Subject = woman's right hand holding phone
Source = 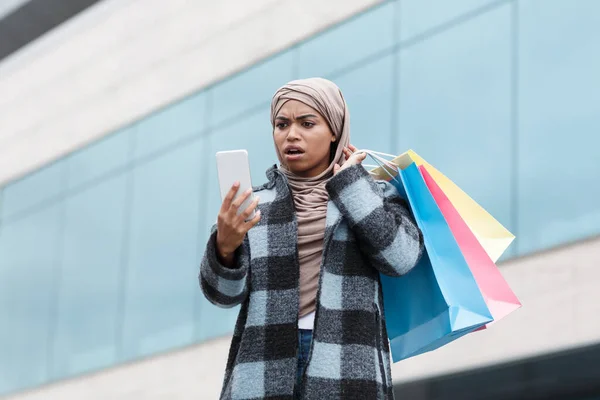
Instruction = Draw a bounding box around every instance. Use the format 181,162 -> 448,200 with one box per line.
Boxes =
216,182 -> 261,267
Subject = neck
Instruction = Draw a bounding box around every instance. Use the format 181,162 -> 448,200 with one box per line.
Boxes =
283,161 -> 331,180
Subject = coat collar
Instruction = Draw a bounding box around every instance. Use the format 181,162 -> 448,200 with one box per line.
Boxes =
264,164 -> 343,234
264,164 -> 283,191
265,164 -> 279,183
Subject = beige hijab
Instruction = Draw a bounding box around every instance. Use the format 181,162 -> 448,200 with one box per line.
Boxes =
270,78 -> 350,318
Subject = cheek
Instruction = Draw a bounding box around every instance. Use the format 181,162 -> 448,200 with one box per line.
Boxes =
274,135 -> 284,151
307,132 -> 333,157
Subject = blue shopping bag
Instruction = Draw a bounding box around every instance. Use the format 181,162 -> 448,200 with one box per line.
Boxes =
378,158 -> 493,362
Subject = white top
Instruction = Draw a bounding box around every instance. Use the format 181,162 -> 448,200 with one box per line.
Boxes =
298,310 -> 316,330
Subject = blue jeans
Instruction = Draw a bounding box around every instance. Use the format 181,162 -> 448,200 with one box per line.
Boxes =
296,329 -> 313,395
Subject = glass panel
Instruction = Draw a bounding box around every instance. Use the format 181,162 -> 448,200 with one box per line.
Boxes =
398,6 -> 513,253
1,160 -> 64,220
211,51 -> 294,125
0,204 -> 62,395
51,174 -> 128,378
193,165 -> 211,342
66,127 -> 133,190
122,139 -> 204,360
400,0 -> 496,41
518,0 -> 600,254
297,1 -> 395,78
198,108 -> 275,340
335,54 -> 394,154
135,91 -> 208,159
206,107 -> 275,225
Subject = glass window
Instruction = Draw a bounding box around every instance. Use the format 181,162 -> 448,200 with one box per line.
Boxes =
209,107 -> 276,196
1,160 -> 65,221
66,127 -> 133,190
397,6 -> 514,254
51,174 -> 128,378
518,0 -> 600,254
121,139 -> 204,360
335,54 -> 394,154
0,204 -> 63,395
399,0 -> 497,41
211,51 -> 294,125
198,108 -> 275,340
134,91 -> 208,159
297,1 -> 396,78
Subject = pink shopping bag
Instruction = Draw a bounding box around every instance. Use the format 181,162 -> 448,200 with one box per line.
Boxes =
420,165 -> 521,325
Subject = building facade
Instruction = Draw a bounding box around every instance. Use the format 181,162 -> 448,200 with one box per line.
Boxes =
0,0 -> 599,398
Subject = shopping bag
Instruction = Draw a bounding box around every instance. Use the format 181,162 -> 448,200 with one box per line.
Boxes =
374,154 -> 493,362
420,165 -> 521,325
369,150 -> 514,262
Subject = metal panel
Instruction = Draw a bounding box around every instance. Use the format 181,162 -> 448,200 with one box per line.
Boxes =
0,0 -> 102,62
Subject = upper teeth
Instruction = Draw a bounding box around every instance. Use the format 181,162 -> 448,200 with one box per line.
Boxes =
288,149 -> 300,154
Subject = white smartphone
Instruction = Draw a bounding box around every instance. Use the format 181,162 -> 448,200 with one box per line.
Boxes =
216,150 -> 256,221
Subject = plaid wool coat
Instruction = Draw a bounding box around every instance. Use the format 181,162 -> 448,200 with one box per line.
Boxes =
200,164 -> 424,400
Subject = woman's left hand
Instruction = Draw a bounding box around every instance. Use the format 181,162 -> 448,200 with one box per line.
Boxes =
334,144 -> 367,175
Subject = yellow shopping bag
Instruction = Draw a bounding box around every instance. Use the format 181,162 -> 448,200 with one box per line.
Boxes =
369,150 -> 515,262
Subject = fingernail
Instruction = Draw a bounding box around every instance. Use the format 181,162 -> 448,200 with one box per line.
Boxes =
233,181 -> 240,187
256,210 -> 261,217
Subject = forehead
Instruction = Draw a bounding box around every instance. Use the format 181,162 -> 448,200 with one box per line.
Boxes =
276,100 -> 320,117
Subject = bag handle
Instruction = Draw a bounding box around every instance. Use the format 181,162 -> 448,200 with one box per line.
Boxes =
350,149 -> 401,182
361,149 -> 399,160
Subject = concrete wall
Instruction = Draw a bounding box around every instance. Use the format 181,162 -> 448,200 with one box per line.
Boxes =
5,236 -> 599,399
0,0 -> 380,187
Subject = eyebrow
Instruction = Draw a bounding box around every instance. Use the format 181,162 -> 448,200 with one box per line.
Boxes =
275,114 -> 319,121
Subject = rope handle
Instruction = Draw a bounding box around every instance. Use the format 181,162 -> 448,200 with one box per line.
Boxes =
351,149 -> 401,182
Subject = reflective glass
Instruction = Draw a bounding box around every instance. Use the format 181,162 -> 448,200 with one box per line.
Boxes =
518,0 -> 600,254
121,139 -> 203,359
397,6 -> 513,253
1,161 -> 64,220
0,204 -> 62,395
66,127 -> 133,190
134,91 -> 208,159
51,174 -> 128,378
211,52 -> 294,125
335,54 -> 395,154
400,0 -> 496,41
297,1 -> 395,78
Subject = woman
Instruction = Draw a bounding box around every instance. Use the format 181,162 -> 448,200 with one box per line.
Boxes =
200,78 -> 423,400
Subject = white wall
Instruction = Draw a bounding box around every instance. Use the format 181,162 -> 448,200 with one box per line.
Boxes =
5,236 -> 599,399
0,0 -> 380,187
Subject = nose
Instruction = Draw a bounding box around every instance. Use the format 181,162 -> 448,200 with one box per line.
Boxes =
286,123 -> 301,141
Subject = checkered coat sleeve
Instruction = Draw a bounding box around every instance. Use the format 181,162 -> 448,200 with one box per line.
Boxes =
326,164 -> 424,276
199,225 -> 250,308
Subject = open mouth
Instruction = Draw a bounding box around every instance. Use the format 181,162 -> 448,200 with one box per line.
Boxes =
284,146 -> 305,157
286,149 -> 304,155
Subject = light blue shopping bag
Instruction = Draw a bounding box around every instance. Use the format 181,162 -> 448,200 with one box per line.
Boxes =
377,156 -> 493,362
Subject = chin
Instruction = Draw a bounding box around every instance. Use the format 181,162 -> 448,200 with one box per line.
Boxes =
285,163 -> 309,174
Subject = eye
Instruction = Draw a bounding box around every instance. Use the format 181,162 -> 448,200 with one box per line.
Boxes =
276,122 -> 288,129
302,121 -> 315,128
